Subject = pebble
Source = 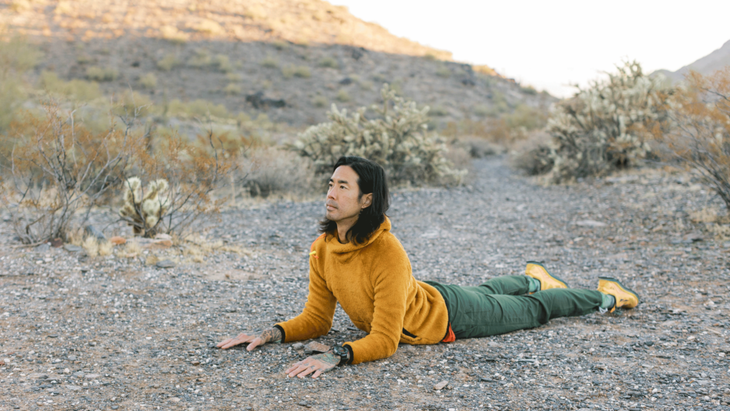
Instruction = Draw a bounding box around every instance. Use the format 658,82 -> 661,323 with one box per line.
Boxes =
156,260 -> 176,268
433,381 -> 449,390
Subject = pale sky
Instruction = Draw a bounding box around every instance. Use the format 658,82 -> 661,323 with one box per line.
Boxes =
328,0 -> 730,98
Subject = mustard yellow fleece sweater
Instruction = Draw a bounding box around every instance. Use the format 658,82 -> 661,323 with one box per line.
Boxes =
276,217 -> 449,364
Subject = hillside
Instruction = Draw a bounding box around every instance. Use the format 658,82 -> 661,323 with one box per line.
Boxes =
0,0 -> 551,130
654,39 -> 730,82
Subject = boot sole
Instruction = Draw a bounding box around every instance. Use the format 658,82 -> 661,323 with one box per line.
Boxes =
598,276 -> 640,306
526,261 -> 569,289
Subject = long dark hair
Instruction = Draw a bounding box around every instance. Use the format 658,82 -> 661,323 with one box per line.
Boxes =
319,156 -> 389,244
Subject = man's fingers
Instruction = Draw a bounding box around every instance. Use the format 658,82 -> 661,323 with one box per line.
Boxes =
216,338 -> 232,348
288,364 -> 309,378
246,337 -> 264,351
311,369 -> 323,379
296,366 -> 316,378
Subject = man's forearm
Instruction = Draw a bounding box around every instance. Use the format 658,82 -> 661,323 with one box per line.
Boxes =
260,327 -> 282,343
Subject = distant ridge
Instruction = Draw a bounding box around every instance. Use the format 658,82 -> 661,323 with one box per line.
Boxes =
0,0 -> 453,61
654,39 -> 730,82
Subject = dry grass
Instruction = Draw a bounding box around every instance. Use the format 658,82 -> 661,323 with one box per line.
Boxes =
120,240 -> 142,258
82,236 -> 99,257
98,240 -> 113,256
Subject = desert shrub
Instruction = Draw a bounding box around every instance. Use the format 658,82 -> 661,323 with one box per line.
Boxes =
139,73 -> 158,89
311,95 -> 328,108
430,105 -> 448,117
318,57 -> 338,69
0,34 -> 42,130
166,99 -> 230,119
510,132 -> 554,176
436,65 -> 451,78
545,61 -> 672,182
188,49 -> 211,68
655,69 -> 730,211
242,146 -> 316,198
160,25 -> 188,43
520,85 -> 538,95
119,129 -> 235,237
38,71 -> 102,101
294,65 -> 311,78
472,104 -> 490,118
226,72 -> 242,82
86,66 -> 118,82
292,84 -> 467,186
157,53 -> 180,71
273,40 -> 289,50
113,90 -> 157,118
212,55 -> 233,73
224,83 -> 241,95
0,102 -> 134,243
260,55 -> 278,68
336,89 -> 350,102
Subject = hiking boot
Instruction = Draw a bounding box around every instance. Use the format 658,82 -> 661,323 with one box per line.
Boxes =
597,277 -> 640,313
525,261 -> 569,292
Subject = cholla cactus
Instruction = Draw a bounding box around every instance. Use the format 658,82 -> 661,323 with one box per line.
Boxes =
292,84 -> 466,185
119,177 -> 170,237
545,61 -> 673,182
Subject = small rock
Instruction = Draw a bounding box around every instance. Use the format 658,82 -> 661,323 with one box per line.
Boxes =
35,243 -> 51,252
154,233 -> 172,240
292,343 -> 304,350
433,380 -> 449,390
50,238 -> 63,248
574,220 -> 607,227
146,239 -> 173,249
84,373 -> 101,380
66,385 -> 82,391
110,236 -> 126,245
156,260 -> 176,268
191,360 -> 200,366
84,225 -> 106,241
63,244 -> 83,253
169,397 -> 180,403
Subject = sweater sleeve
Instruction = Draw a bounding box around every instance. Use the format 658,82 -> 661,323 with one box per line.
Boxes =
275,257 -> 336,342
343,253 -> 410,364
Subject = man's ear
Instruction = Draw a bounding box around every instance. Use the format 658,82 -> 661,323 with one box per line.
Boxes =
361,193 -> 373,209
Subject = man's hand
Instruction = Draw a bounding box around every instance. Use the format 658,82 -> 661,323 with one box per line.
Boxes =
216,328 -> 282,351
285,352 -> 339,378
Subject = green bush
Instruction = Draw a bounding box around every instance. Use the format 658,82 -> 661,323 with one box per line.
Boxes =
318,57 -> 338,68
311,95 -> 328,108
545,61 -> 672,182
436,65 -> 451,78
166,99 -> 231,119
157,54 -> 180,71
213,55 -> 233,73
292,84 -> 466,186
224,83 -> 241,95
188,49 -> 211,68
86,66 -> 118,82
0,35 -> 42,130
38,71 -> 102,101
260,55 -> 278,68
139,73 -> 158,89
336,89 -> 350,102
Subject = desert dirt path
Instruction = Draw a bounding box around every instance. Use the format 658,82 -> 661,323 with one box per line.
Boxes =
1,156 -> 729,410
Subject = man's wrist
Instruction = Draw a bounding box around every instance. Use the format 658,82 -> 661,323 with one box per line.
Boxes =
331,345 -> 351,366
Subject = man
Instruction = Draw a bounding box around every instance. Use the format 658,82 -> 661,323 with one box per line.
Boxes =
217,156 -> 640,378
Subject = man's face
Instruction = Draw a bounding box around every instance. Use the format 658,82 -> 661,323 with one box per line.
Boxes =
325,165 -> 372,223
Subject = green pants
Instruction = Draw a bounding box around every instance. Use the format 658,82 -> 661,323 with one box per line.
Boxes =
425,276 -> 603,340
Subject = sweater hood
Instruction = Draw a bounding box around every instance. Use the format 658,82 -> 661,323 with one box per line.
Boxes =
326,216 -> 391,254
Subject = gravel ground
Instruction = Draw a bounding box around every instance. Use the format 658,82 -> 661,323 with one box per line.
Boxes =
1,156 -> 729,411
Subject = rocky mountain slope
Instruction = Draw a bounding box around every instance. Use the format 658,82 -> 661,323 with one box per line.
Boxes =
653,39 -> 730,82
1,0 -> 552,129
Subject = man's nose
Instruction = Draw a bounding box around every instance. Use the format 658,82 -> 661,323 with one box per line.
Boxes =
327,188 -> 335,199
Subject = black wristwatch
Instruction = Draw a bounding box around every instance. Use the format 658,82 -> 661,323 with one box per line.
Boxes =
331,345 -> 349,366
